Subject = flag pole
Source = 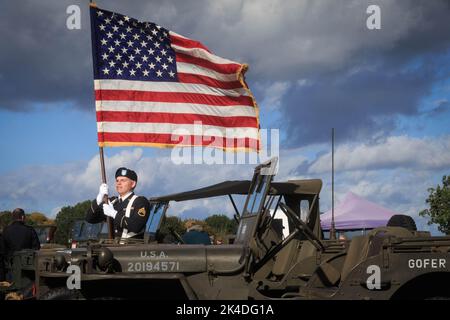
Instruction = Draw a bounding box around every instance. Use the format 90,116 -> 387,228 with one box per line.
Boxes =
89,0 -> 113,239
99,146 -> 115,239
330,128 -> 336,240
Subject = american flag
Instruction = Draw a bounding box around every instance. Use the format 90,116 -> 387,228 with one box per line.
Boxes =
90,6 -> 260,151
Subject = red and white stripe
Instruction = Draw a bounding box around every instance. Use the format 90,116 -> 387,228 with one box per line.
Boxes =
95,30 -> 260,151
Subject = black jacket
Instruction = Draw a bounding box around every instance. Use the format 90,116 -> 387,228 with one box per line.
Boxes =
181,230 -> 211,245
86,193 -> 151,238
2,221 -> 40,257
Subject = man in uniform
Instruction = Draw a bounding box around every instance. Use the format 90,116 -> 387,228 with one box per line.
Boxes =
2,208 -> 40,257
86,167 -> 150,239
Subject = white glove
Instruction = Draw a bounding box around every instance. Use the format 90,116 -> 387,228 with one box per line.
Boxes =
96,183 -> 109,205
103,201 -> 117,219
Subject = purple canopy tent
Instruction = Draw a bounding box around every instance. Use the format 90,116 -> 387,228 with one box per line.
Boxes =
321,192 -> 398,231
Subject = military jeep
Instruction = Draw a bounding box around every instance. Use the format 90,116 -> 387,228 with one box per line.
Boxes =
69,219 -> 109,248
35,157 -> 450,299
0,249 -> 37,300
36,157 -> 326,299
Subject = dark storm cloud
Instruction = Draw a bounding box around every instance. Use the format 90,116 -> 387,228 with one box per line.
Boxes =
1,0 -> 449,149
0,0 -> 179,111
280,60 -> 440,146
247,0 -> 450,147
0,1 -> 93,111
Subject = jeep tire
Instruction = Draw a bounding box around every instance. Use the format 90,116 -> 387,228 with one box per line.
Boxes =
387,214 -> 417,231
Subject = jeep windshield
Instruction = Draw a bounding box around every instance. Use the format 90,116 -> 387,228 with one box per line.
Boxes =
148,180 -> 253,243
34,225 -> 56,244
235,158 -> 278,245
71,220 -> 107,242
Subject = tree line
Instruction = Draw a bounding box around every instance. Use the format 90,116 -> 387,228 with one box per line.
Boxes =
0,211 -> 54,230
419,175 -> 450,235
1,201 -> 238,245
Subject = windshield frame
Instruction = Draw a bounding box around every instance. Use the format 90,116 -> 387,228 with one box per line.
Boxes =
234,158 -> 278,245
71,220 -> 105,242
146,201 -> 169,236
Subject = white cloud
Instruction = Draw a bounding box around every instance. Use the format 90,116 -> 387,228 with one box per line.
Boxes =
50,206 -> 62,219
315,167 -> 446,235
258,81 -> 292,111
309,135 -> 450,174
297,79 -> 313,87
0,148 -> 256,217
1,137 -> 447,235
268,136 -> 448,236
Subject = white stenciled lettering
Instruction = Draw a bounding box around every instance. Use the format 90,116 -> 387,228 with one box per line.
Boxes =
128,261 -> 179,272
140,251 -> 168,258
408,258 -> 447,269
136,262 -> 143,272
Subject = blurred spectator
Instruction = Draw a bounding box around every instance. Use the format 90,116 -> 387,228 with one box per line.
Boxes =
2,208 -> 40,257
182,221 -> 211,245
338,233 -> 348,241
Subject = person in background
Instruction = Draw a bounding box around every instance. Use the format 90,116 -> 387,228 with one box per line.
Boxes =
2,208 -> 40,257
338,233 -> 348,242
181,221 -> 211,245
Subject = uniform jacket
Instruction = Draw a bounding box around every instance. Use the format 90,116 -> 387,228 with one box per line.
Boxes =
86,193 -> 150,238
2,221 -> 40,257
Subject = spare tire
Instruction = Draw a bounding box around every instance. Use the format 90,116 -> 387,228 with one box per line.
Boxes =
386,214 -> 417,231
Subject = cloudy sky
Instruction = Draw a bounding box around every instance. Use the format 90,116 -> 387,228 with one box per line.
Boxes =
1,0 -> 449,234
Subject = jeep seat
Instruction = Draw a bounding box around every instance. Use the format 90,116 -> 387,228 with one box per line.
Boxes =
271,240 -> 299,277
340,235 -> 371,281
271,240 -> 317,278
340,227 -> 415,281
